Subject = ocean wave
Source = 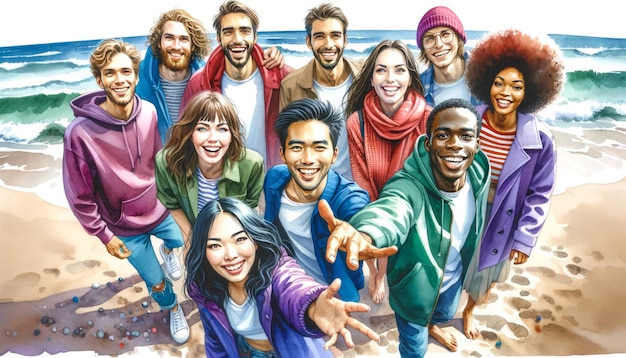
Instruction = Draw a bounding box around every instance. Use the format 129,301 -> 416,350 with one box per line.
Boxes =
562,70 -> 626,102
0,60 -> 88,74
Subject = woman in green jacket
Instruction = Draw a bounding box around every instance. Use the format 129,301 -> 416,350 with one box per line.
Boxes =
155,91 -> 264,245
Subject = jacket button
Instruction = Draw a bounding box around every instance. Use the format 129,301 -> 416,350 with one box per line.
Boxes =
506,209 -> 513,215
492,249 -> 498,255
497,229 -> 504,235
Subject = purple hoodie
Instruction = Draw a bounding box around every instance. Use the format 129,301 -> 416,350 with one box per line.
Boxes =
63,90 -> 167,244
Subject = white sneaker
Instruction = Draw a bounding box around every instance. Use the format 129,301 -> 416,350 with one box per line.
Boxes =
160,243 -> 182,281
169,304 -> 189,344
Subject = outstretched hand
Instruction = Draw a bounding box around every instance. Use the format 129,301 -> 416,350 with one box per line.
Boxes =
308,278 -> 379,350
319,199 -> 397,270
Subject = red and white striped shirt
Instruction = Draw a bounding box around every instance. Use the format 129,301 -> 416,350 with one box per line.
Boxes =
479,114 -> 516,186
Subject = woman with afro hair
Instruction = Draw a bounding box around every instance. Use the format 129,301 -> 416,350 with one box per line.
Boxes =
460,29 -> 565,341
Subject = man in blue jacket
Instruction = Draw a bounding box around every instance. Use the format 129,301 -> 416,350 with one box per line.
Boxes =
136,9 -> 211,144
263,98 -> 371,302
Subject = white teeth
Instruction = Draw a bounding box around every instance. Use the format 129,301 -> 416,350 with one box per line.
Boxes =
299,168 -> 317,174
443,157 -> 463,163
225,262 -> 243,272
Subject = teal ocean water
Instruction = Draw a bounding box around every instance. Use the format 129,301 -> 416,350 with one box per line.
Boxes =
0,30 -> 625,205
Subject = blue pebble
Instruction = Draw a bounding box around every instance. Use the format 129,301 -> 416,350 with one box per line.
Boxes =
33,329 -> 41,336
62,327 -> 70,335
536,315 -> 542,322
496,341 -> 502,348
72,296 -> 79,303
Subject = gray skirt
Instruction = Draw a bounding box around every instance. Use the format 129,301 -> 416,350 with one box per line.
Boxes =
463,202 -> 512,303
463,250 -> 511,303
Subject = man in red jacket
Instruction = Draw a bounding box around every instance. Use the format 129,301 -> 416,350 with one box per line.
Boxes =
181,0 -> 292,169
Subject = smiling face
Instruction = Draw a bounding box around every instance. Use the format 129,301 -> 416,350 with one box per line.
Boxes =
370,48 -> 411,117
306,18 -> 346,71
192,116 -> 232,178
218,12 -> 257,69
280,120 -> 338,202
159,21 -> 192,72
422,26 -> 459,70
96,53 -> 138,109
205,212 -> 257,288
490,67 -> 525,117
425,107 -> 479,192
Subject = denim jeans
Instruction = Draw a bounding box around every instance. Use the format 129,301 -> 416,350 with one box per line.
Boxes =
395,278 -> 463,357
118,214 -> 184,310
237,334 -> 277,358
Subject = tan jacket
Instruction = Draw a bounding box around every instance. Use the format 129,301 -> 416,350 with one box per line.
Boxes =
279,58 -> 363,111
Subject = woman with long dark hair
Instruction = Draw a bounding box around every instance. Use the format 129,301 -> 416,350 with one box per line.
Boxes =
185,197 -> 380,357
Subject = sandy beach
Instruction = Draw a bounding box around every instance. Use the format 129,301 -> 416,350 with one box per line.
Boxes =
1,141 -> 626,357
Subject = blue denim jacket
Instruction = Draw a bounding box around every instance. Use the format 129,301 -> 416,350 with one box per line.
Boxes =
420,52 -> 481,108
263,165 -> 370,302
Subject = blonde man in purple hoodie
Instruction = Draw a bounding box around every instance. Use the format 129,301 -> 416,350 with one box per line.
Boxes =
62,39 -> 189,344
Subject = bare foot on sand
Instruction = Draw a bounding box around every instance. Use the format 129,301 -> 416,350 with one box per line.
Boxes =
428,324 -> 457,352
463,309 -> 480,340
369,275 -> 386,304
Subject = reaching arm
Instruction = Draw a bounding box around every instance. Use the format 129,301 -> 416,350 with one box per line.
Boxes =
307,278 -> 379,350
319,199 -> 397,271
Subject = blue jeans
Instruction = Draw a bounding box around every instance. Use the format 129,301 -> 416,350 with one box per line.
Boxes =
237,334 -> 276,358
395,278 -> 463,358
118,214 -> 184,310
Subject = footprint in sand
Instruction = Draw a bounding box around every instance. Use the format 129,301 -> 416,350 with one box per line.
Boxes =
590,251 -> 604,261
103,271 -> 117,277
510,275 -> 530,286
65,260 -> 101,274
553,250 -> 568,258
565,264 -> 588,276
12,272 -> 40,286
519,308 -> 553,321
526,266 -> 573,284
554,289 -> 582,298
43,268 -> 60,277
505,297 -> 532,310
507,322 -> 530,338
542,294 -> 555,305
572,256 -> 582,264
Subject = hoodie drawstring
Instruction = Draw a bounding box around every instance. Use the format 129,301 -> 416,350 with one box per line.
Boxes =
438,197 -> 444,257
121,122 -> 141,173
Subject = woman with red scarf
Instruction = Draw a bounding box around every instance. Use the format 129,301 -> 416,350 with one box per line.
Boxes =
345,39 -> 431,304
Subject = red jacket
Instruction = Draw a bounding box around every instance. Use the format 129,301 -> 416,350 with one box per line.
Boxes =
182,44 -> 292,168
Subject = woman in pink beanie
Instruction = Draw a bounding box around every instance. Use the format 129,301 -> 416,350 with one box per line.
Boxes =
416,6 -> 480,108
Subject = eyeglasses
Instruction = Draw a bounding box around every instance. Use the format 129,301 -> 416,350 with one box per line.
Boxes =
423,30 -> 455,49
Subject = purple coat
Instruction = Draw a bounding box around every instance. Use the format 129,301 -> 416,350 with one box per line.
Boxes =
189,252 -> 333,357
476,104 -> 557,270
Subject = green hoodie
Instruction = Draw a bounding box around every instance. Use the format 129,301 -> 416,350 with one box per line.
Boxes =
350,135 -> 490,325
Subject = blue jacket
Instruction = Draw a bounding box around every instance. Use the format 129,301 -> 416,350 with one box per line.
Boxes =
476,104 -> 557,270
189,252 -> 332,357
420,52 -> 481,108
136,49 -> 205,144
263,165 -> 369,302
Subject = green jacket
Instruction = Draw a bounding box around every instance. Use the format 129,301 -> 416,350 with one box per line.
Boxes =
155,148 -> 264,223
350,135 -> 490,325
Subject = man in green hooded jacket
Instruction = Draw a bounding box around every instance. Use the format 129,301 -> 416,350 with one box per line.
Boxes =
322,98 -> 490,357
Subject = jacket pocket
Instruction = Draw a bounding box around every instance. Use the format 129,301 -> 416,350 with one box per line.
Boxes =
115,183 -> 164,229
388,262 -> 437,323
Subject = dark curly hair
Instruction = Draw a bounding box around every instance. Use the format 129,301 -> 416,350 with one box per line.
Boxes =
466,29 -> 565,114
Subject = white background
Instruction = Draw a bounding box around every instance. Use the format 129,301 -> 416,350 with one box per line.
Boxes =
2,0 -> 624,47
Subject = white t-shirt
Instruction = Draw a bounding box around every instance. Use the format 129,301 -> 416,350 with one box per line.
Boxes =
222,68 -> 266,162
433,75 -> 472,106
439,180 -> 475,292
225,297 -> 267,341
277,191 -> 326,284
313,74 -> 353,180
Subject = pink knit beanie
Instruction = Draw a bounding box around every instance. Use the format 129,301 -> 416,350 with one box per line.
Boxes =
416,6 -> 466,48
